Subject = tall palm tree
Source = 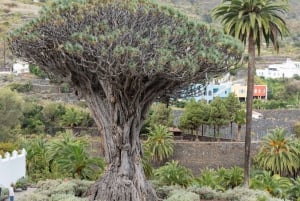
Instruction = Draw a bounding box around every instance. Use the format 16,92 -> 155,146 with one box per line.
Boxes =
212,0 -> 289,187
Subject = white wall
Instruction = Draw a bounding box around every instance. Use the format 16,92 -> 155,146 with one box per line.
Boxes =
0,149 -> 26,188
13,61 -> 29,74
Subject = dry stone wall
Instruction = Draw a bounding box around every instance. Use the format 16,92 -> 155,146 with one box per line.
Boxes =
170,141 -> 261,175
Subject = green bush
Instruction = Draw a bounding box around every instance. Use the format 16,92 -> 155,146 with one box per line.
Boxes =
287,177 -> 300,201
0,142 -> 15,154
155,185 -> 182,200
155,160 -> 193,187
187,186 -> 221,200
51,194 -> 88,201
293,121 -> 300,138
15,177 -> 28,190
220,187 -> 284,201
29,64 -> 48,79
222,166 -> 244,189
166,189 -> 199,201
19,179 -> 93,201
250,171 -> 292,199
0,188 -> 9,200
194,168 -> 224,191
18,193 -> 49,201
8,82 -> 33,93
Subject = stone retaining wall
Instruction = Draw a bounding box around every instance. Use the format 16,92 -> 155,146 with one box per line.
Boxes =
170,141 -> 261,175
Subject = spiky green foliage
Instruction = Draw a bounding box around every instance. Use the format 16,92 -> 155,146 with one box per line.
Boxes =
9,0 -> 242,102
155,160 -> 193,187
194,169 -> 224,191
144,124 -> 174,162
254,128 -> 300,176
47,132 -> 105,180
287,177 -> 300,201
212,0 -> 289,55
250,171 -> 292,199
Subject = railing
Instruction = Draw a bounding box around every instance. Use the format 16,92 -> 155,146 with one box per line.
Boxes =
0,149 -> 26,188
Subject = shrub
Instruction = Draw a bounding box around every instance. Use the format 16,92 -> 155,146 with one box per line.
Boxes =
220,187 -> 284,201
19,179 -> 93,201
155,185 -> 182,200
8,82 -> 33,93
155,160 -> 193,187
250,171 -> 292,199
194,168 -> 224,191
51,194 -> 88,201
18,193 -> 49,201
287,177 -> 300,201
293,121 -> 300,138
15,177 -> 28,190
187,186 -> 221,200
166,189 -> 199,201
222,166 -> 244,189
0,142 -> 15,154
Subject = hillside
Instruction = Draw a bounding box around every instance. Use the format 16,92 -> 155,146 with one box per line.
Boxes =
0,0 -> 300,68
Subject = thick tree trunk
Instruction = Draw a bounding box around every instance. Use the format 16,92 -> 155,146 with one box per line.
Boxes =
83,89 -> 158,201
244,34 -> 255,188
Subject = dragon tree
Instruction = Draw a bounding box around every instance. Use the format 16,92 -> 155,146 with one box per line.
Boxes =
9,0 -> 242,200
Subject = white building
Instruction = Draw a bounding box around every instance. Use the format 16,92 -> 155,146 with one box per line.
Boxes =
256,58 -> 300,79
13,61 -> 30,74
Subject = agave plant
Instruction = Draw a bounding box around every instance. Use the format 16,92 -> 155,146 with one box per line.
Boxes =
254,127 -> 300,176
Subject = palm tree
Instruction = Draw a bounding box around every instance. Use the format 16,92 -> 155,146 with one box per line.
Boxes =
144,124 -> 174,163
212,0 -> 289,187
47,132 -> 105,180
254,128 -> 299,176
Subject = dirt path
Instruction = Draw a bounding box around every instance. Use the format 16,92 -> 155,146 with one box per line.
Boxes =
0,0 -> 40,16
14,188 -> 36,199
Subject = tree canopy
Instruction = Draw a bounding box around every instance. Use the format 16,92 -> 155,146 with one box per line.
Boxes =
9,0 -> 242,102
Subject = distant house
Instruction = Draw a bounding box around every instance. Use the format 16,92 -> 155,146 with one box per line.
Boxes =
231,84 -> 247,102
256,58 -> 300,78
13,61 -> 29,74
253,85 -> 267,100
231,84 -> 267,102
195,82 -> 231,102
